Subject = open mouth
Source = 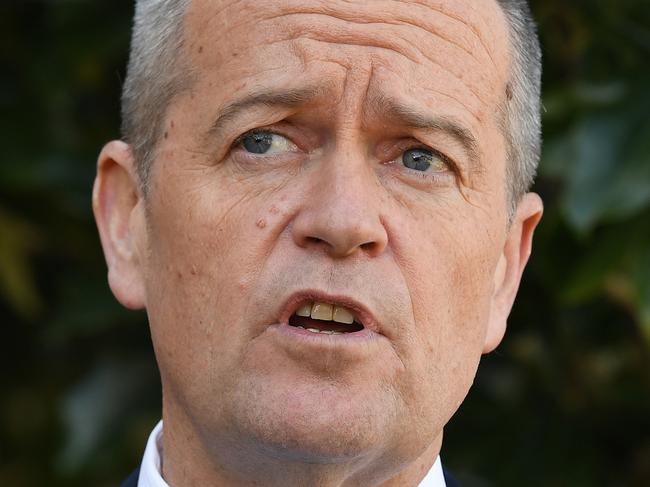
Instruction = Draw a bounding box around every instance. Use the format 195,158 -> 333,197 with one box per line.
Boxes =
288,301 -> 365,335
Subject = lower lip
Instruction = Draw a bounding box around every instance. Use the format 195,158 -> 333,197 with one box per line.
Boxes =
269,322 -> 381,344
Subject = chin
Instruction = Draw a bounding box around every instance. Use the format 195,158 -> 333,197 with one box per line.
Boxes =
225,376 -> 400,464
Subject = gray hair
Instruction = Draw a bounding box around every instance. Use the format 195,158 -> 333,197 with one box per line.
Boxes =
496,0 -> 543,216
121,0 -> 542,213
121,0 -> 191,192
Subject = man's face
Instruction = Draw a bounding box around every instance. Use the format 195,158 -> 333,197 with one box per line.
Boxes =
96,0 -> 541,481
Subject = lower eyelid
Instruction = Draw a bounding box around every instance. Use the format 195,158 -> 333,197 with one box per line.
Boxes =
409,169 -> 456,185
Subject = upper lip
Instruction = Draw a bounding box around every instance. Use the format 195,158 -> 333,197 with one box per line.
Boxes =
278,289 -> 380,333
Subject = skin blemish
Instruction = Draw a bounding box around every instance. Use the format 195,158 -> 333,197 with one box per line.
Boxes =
269,206 -> 279,215
170,120 -> 175,129
198,45 -> 203,54
164,131 -> 169,139
256,218 -> 267,229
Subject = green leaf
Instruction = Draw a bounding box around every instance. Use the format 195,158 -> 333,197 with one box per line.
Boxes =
0,207 -> 42,318
561,92 -> 650,232
632,248 -> 650,345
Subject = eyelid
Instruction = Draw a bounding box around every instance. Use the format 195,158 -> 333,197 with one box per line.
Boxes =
234,128 -> 288,146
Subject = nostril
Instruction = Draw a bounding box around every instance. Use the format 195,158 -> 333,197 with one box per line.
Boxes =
305,236 -> 324,245
291,210 -> 388,257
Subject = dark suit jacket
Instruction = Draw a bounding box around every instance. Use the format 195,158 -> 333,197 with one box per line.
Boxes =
121,467 -> 140,487
443,465 -> 460,487
121,465 -> 460,486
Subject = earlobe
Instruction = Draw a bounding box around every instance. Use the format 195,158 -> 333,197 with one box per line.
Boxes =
92,140 -> 147,310
483,192 -> 543,353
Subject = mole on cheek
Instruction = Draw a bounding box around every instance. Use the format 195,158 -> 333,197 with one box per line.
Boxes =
256,218 -> 267,229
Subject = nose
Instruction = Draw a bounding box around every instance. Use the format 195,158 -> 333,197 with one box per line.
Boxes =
291,150 -> 388,259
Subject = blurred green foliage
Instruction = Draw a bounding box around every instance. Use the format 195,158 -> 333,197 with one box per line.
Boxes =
0,1 -> 648,486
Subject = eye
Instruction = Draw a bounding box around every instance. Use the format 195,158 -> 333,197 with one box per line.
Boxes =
239,130 -> 297,155
400,148 -> 448,172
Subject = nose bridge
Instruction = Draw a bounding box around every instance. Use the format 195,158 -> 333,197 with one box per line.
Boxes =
291,144 -> 388,258
322,143 -> 373,211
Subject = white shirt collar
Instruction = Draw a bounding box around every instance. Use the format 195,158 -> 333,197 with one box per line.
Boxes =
138,421 -> 446,487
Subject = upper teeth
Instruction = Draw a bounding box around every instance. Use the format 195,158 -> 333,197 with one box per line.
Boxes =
295,301 -> 355,324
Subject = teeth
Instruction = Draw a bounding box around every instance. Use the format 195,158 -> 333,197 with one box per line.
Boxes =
311,302 -> 333,321
296,302 -> 312,317
293,301 -> 359,332
297,325 -> 345,335
333,306 -> 354,324
303,301 -> 356,324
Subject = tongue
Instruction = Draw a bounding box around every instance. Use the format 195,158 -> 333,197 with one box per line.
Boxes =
289,315 -> 363,333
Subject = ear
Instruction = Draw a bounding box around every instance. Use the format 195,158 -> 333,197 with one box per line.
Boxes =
92,140 -> 147,310
483,192 -> 543,353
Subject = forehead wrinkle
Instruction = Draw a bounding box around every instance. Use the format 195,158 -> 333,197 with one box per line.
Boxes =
190,0 -> 506,88
253,10 -> 494,102
203,82 -> 335,142
269,12 -> 485,70
295,35 -> 487,121
274,27 -> 485,108
415,84 -> 481,123
281,34 -> 483,127
206,0 -> 500,65
256,6 -> 490,68
408,0 -> 500,66
189,2 -> 501,110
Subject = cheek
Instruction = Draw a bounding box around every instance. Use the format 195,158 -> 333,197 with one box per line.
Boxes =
396,198 -> 499,315
145,154 -> 289,292
394,205 -> 501,393
140,165 -> 290,380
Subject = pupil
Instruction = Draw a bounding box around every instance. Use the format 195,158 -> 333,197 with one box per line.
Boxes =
243,132 -> 273,154
403,149 -> 432,171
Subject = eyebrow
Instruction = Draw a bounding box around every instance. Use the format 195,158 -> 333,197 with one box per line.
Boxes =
205,85 -> 480,166
368,94 -> 480,166
206,85 -> 327,140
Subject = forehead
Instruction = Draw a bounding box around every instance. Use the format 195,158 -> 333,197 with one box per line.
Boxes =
180,0 -> 510,131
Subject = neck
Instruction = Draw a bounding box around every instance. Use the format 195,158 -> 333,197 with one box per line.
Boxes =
160,407 -> 443,487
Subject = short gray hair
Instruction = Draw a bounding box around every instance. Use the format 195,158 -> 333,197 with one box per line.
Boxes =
496,0 -> 543,215
120,0 -> 542,211
121,0 -> 191,192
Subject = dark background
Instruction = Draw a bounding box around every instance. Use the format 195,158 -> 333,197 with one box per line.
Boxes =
1,1 -> 649,485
